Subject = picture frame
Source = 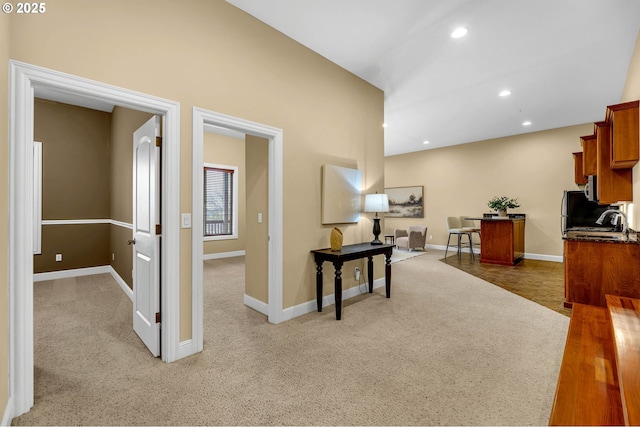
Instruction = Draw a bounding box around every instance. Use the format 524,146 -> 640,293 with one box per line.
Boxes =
385,186 -> 424,218
321,164 -> 362,224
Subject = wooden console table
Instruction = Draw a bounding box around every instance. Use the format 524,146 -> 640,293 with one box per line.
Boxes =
311,243 -> 393,320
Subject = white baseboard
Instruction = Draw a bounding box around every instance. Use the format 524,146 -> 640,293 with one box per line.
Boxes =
1,397 -> 12,427
281,277 -> 386,322
177,339 -> 194,360
33,265 -> 110,282
203,250 -> 246,260
33,265 -> 134,299
244,294 -> 268,315
108,266 -> 133,301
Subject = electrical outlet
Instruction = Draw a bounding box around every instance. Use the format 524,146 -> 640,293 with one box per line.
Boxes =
55,253 -> 62,262
429,234 -> 433,240
354,267 -> 361,280
112,253 -> 115,261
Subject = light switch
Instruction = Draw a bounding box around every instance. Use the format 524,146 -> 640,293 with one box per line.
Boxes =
258,213 -> 263,223
181,213 -> 191,228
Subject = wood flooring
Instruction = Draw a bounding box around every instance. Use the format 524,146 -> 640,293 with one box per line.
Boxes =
442,252 -> 571,317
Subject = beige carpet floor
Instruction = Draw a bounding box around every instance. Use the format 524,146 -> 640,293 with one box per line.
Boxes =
390,247 -> 428,263
12,250 -> 569,426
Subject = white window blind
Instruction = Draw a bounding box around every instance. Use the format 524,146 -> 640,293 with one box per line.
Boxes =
204,167 -> 235,237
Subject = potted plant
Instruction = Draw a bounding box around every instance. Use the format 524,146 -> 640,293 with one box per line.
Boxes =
488,196 -> 520,217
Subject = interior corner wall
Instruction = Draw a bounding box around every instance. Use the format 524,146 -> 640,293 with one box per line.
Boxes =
110,107 -> 154,288
203,132 -> 246,256
8,0 -> 383,337
33,99 -> 111,273
622,30 -> 640,230
245,135 -> 269,303
1,9 -> 11,422
384,124 -> 593,258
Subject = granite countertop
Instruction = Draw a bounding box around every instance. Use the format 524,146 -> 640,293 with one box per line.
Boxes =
563,229 -> 639,244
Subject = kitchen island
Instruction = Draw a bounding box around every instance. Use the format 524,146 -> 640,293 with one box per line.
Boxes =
477,216 -> 525,265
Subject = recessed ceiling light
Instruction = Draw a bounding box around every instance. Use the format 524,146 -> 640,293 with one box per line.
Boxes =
499,90 -> 511,97
382,123 -> 388,128
451,27 -> 468,38
423,140 -> 430,145
522,121 -> 532,126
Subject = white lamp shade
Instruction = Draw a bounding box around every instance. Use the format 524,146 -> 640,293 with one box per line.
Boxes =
364,193 -> 389,213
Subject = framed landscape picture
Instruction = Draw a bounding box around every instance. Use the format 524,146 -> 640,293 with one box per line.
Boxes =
385,186 -> 424,218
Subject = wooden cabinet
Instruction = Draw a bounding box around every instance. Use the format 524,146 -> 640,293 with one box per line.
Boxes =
595,121 -> 633,204
564,239 -> 640,307
479,218 -> 525,265
606,100 -> 639,169
581,134 -> 597,176
572,152 -> 587,185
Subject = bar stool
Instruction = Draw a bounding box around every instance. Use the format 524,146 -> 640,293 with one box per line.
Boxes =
445,217 -> 474,259
460,216 -> 481,253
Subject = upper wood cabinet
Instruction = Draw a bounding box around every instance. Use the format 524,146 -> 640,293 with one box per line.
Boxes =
581,134 -> 597,176
572,152 -> 587,185
606,100 -> 639,169
595,121 -> 633,204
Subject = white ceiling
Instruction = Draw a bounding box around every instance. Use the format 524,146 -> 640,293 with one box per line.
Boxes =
227,0 -> 640,156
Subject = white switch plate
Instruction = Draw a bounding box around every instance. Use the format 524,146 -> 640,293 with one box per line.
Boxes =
258,213 -> 263,223
181,213 -> 191,228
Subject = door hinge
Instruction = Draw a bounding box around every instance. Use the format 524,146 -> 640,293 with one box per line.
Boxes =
155,312 -> 161,323
155,136 -> 162,147
156,224 -> 161,235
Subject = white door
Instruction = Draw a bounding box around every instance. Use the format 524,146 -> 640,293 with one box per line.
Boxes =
132,116 -> 161,357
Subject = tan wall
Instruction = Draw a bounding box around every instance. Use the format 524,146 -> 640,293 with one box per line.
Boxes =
245,135 -> 269,303
1,7 -> 10,420
8,0 -> 383,341
33,100 -> 111,273
110,107 -> 153,288
36,224 -> 110,272
110,224 -> 133,287
110,107 -> 153,223
384,124 -> 593,258
203,132 -> 246,255
35,100 -> 111,219
623,30 -> 640,230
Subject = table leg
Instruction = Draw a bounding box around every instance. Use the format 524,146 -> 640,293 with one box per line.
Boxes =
367,256 -> 374,293
385,251 -> 392,298
333,261 -> 343,320
315,261 -> 323,312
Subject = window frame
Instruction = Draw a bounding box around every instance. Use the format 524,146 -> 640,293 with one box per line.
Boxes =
203,162 -> 238,241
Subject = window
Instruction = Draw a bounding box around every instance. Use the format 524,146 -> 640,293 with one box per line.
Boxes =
204,163 -> 238,240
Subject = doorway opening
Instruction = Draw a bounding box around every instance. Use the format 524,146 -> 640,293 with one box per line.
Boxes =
191,107 -> 284,354
8,61 -> 182,419
200,125 -> 269,343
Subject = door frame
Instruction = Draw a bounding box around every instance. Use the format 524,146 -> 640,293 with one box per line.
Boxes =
8,60 -> 182,418
192,107 -> 284,352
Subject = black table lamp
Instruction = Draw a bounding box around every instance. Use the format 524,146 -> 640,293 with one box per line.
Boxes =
364,193 -> 389,245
